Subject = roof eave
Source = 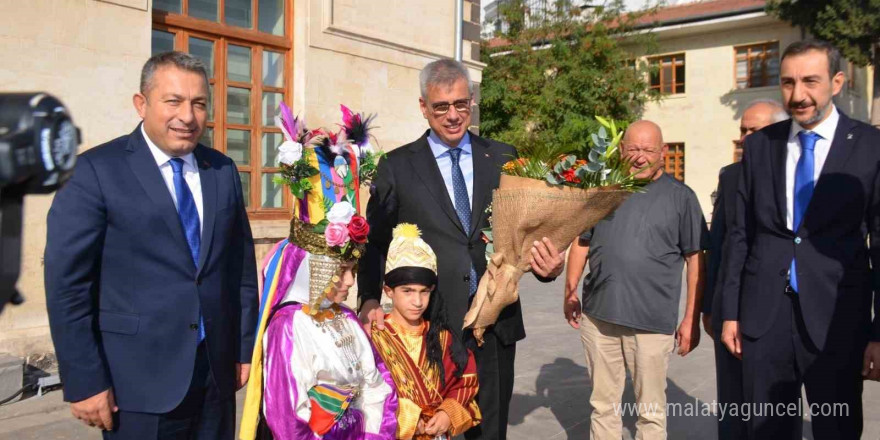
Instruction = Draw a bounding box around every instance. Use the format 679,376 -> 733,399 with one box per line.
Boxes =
633,5 -> 766,30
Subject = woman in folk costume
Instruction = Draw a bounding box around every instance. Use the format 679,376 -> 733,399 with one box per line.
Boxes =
371,224 -> 481,440
239,103 -> 397,440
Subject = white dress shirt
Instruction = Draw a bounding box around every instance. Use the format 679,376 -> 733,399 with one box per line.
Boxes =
785,105 -> 839,231
141,125 -> 204,231
427,130 -> 474,209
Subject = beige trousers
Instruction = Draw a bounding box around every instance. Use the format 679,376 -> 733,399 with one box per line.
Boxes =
580,314 -> 675,440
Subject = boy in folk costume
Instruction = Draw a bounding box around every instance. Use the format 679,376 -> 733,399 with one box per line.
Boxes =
372,224 -> 481,440
239,103 -> 397,440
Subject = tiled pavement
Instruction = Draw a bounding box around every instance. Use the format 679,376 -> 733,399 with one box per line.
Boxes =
1,275 -> 878,439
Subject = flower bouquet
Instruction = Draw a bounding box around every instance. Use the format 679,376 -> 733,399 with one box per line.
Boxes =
463,117 -> 645,345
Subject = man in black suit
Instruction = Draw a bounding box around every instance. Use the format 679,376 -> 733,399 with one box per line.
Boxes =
703,99 -> 786,440
45,52 -> 258,439
357,59 -> 564,440
720,40 -> 880,439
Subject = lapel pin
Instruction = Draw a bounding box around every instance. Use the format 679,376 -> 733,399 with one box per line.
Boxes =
485,153 -> 490,158
847,133 -> 853,140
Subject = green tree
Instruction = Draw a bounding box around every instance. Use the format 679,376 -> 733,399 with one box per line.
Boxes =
479,0 -> 656,159
767,0 -> 880,125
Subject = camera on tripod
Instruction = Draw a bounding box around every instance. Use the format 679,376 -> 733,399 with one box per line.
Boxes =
0,93 -> 80,315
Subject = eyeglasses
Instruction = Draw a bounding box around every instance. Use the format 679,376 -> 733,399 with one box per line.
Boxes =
622,145 -> 662,156
430,99 -> 472,116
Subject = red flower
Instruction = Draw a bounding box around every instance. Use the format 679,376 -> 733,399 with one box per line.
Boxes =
347,215 -> 370,243
561,168 -> 581,183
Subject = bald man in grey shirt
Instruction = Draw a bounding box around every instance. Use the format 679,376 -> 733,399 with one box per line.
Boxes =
564,121 -> 708,440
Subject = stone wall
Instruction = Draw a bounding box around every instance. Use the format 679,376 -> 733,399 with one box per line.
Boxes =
0,0 -> 486,354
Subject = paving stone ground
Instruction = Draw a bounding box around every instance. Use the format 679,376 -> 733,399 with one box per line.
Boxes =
1,275 -> 878,439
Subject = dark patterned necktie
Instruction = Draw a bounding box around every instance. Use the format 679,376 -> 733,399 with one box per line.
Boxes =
448,148 -> 478,296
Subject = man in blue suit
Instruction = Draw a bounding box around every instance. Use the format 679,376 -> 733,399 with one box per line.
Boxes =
720,40 -> 880,439
45,51 -> 258,439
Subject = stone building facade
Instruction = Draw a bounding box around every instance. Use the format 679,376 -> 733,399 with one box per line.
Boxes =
0,0 -> 485,356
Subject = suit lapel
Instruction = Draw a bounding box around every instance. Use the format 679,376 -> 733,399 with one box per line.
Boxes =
769,121 -> 791,231
193,146 -> 217,277
815,113 -> 858,183
408,132 -> 467,235
802,114 -> 859,231
470,134 -> 494,238
125,125 -> 192,264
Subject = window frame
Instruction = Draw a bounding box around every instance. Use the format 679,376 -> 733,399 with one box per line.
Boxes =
664,142 -> 685,181
647,53 -> 685,95
733,41 -> 780,89
846,61 -> 861,97
153,0 -> 294,220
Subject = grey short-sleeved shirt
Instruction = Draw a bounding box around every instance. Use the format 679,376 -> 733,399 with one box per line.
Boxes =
581,173 -> 708,334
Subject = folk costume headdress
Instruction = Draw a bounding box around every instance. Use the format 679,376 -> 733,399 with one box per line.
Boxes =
383,223 -> 438,289
239,103 -> 382,440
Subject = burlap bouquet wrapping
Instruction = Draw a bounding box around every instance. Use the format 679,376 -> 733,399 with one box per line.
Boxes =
462,175 -> 632,345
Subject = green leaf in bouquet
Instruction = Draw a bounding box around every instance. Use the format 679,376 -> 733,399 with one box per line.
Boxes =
595,115 -> 612,130
545,172 -> 562,185
312,219 -> 329,234
598,126 -> 607,141
586,161 -> 604,172
588,150 -> 604,163
552,161 -> 566,174
562,154 -> 576,168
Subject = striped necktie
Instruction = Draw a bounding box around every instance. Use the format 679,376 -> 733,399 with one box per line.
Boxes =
170,158 -> 205,342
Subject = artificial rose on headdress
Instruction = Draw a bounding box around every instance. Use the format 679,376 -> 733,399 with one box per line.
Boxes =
325,223 -> 350,247
347,215 -> 369,244
277,140 -> 304,165
326,200 -> 355,224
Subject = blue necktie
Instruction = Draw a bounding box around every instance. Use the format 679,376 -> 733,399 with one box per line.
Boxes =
169,158 -> 205,342
789,131 -> 820,293
448,148 -> 478,296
